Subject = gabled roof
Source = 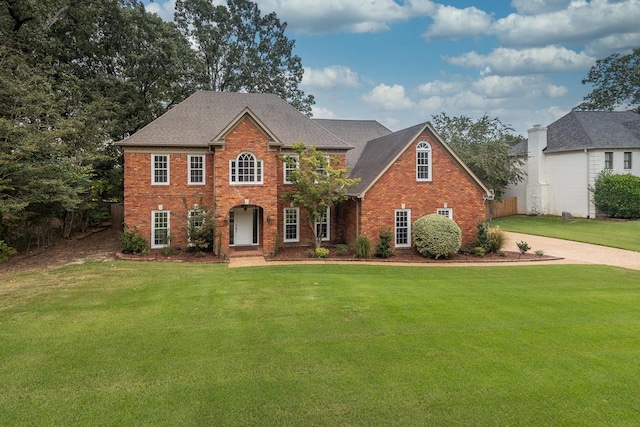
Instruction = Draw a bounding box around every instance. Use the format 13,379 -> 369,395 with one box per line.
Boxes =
116,91 -> 352,150
348,122 -> 490,198
546,111 -> 640,153
313,119 -> 392,169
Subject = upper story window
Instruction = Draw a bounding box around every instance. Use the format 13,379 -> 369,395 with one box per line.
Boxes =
283,155 -> 299,184
437,208 -> 453,220
604,151 -> 613,170
230,152 -> 263,184
152,154 -> 169,185
624,152 -> 632,170
416,141 -> 432,181
188,155 -> 205,185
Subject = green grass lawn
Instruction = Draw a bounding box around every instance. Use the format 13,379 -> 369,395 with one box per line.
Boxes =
2,261 -> 640,426
493,215 -> 640,252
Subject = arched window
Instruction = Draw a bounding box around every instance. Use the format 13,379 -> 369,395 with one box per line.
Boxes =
230,152 -> 263,184
416,141 -> 432,181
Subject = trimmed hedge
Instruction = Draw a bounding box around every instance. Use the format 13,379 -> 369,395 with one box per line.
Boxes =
593,171 -> 640,218
412,214 -> 461,259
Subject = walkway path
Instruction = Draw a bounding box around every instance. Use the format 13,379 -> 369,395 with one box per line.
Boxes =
229,232 -> 640,270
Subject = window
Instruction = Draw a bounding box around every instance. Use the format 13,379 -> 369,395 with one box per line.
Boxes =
437,208 -> 453,220
152,154 -> 169,185
416,141 -> 432,181
624,152 -> 632,170
283,207 -> 299,242
315,207 -> 330,241
188,155 -> 205,184
188,209 -> 204,245
604,151 -> 613,169
152,210 -> 170,248
395,209 -> 411,247
230,152 -> 263,184
283,155 -> 299,184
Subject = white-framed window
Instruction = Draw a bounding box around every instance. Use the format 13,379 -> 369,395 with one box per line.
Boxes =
283,207 -> 299,242
283,155 -> 299,184
230,152 -> 263,184
151,210 -> 170,248
187,209 -> 204,245
624,152 -> 632,170
416,141 -> 432,181
188,155 -> 205,185
437,208 -> 453,220
152,154 -> 169,185
604,151 -> 613,170
395,209 -> 411,247
315,207 -> 330,241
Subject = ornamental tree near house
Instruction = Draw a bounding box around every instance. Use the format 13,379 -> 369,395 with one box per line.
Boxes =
280,143 -> 360,249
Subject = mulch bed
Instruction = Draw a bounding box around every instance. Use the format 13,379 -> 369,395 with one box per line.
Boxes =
116,250 -> 227,264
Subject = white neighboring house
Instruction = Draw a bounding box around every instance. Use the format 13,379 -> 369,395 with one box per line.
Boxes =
504,111 -> 640,218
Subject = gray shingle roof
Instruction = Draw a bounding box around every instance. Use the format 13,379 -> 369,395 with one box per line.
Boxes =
117,91 -> 352,150
312,119 -> 392,169
546,111 -> 640,153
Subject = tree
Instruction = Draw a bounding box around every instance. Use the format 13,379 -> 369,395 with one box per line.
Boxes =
175,0 -> 314,115
280,143 -> 359,249
577,48 -> 640,113
430,113 -> 525,199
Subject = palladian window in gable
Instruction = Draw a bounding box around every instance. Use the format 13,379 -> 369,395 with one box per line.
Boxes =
230,152 -> 263,184
416,141 -> 432,181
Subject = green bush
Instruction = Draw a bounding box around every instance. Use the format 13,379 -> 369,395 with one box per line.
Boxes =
119,225 -> 149,254
0,240 -> 17,263
487,226 -> 505,253
412,214 -> 461,259
475,221 -> 491,252
315,247 -> 329,258
335,243 -> 350,256
473,246 -> 485,258
375,228 -> 394,258
355,235 -> 372,258
593,171 -> 640,218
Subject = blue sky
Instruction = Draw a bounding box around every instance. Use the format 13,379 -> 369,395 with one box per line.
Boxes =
144,0 -> 640,135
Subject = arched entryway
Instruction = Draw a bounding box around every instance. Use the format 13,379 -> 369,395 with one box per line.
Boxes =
228,204 -> 263,247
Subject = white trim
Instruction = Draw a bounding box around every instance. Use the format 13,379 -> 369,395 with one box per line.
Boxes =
151,210 -> 170,248
283,155 -> 299,184
437,207 -> 453,220
188,154 -> 205,185
283,207 -> 300,242
229,152 -> 263,184
315,206 -> 330,241
416,141 -> 432,182
394,209 -> 411,248
187,209 -> 204,245
151,154 -> 170,185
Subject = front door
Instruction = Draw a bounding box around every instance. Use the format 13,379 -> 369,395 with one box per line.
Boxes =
233,208 -> 257,245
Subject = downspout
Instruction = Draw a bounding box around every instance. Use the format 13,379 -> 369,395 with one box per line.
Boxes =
585,148 -> 591,218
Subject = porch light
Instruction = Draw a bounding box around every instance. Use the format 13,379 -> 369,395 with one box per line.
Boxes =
224,216 -> 229,224
267,215 -> 271,224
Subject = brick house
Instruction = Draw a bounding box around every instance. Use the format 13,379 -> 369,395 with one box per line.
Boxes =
117,91 -> 491,256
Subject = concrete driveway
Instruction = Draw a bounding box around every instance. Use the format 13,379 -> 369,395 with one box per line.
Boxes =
504,232 -> 640,271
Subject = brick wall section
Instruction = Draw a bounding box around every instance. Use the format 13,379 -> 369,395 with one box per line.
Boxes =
123,149 -> 214,249
356,129 -> 486,248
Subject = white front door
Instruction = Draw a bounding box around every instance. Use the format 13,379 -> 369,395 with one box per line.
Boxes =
234,208 -> 256,245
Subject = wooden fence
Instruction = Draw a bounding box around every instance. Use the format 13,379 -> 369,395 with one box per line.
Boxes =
485,197 -> 518,219
110,203 -> 124,230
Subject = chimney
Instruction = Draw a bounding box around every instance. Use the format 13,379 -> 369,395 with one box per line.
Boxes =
525,124 -> 548,215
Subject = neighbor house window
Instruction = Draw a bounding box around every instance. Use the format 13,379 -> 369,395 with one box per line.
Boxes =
187,209 -> 204,245
437,208 -> 453,220
283,207 -> 299,242
315,207 -> 330,241
283,155 -> 299,184
395,209 -> 411,247
188,155 -> 205,185
152,210 -> 170,248
152,154 -> 169,185
230,152 -> 263,184
416,141 -> 432,181
604,151 -> 613,169
624,152 -> 632,170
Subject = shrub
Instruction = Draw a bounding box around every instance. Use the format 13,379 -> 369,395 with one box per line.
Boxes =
473,246 -> 485,258
162,246 -> 177,256
593,170 -> 640,218
119,225 -> 148,254
412,214 -> 461,259
0,240 -> 17,263
355,235 -> 372,258
375,228 -> 394,258
315,247 -> 329,258
487,226 -> 505,253
335,243 -> 350,256
516,241 -> 530,255
475,221 -> 491,252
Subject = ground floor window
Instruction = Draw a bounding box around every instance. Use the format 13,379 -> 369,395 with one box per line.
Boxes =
188,209 -> 204,245
315,207 -> 330,241
395,209 -> 411,247
284,207 -> 300,242
437,208 -> 453,220
152,210 -> 170,248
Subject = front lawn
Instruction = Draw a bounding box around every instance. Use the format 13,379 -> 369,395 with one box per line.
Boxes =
493,215 -> 640,252
2,262 -> 640,425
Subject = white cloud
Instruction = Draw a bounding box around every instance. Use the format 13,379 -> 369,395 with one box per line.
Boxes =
423,5 -> 492,40
362,84 -> 414,110
144,0 -> 176,21
493,0 -> 640,47
444,46 -> 595,75
585,32 -> 640,57
417,80 -> 466,96
259,0 -> 436,34
510,0 -> 573,15
302,66 -> 360,89
311,105 -> 336,119
472,76 -> 567,98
